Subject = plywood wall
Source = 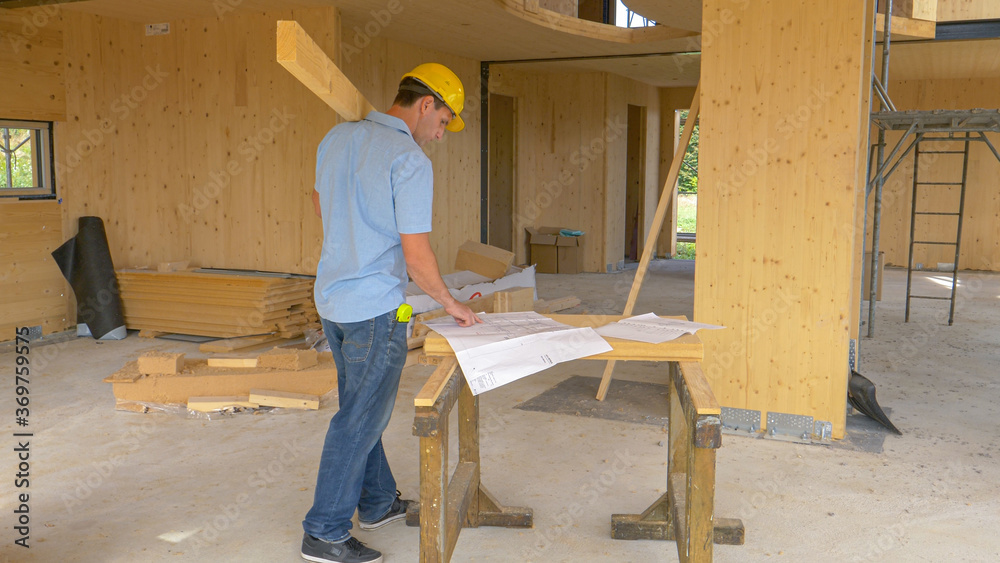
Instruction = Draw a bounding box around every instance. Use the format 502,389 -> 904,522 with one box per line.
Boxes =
489,66 -> 608,271
0,201 -> 72,340
489,66 -> 661,272
695,0 -> 873,439
0,8 -> 66,121
0,9 -> 71,340
604,73 -> 661,271
55,7 -> 479,277
869,77 -> 1000,271
656,86 -> 698,257
936,0 -> 1000,21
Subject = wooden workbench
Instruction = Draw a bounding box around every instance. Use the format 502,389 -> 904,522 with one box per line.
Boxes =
409,314 -> 743,562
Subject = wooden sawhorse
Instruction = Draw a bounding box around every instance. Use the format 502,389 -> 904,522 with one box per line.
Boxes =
611,361 -> 744,561
405,357 -> 532,562
413,314 -> 743,562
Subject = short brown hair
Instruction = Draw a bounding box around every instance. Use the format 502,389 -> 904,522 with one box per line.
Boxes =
393,77 -> 448,110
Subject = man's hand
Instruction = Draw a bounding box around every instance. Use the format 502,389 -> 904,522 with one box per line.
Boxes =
444,299 -> 482,327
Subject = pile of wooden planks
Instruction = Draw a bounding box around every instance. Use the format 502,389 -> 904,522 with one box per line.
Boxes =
105,348 -> 333,412
117,269 -> 320,338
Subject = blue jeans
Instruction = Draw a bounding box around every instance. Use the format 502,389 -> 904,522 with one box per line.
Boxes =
303,310 -> 407,542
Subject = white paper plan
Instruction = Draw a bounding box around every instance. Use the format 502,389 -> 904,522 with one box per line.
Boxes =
594,313 -> 725,344
423,312 -> 612,395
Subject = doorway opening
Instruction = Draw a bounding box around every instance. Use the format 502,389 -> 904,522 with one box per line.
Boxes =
674,109 -> 699,260
488,93 -> 516,252
624,104 -> 646,261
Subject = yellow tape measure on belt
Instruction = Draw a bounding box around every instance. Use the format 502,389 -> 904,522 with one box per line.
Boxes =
396,304 -> 413,323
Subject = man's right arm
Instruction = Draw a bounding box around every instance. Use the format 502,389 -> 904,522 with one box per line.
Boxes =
400,233 -> 481,327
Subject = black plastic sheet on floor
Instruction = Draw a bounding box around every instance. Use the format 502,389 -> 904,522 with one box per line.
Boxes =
515,375 -> 668,427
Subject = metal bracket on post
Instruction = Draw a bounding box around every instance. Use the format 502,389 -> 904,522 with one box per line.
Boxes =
765,412 -> 815,443
720,407 -> 761,435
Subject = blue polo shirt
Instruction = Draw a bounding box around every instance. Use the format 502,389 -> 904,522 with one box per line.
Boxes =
313,111 -> 433,323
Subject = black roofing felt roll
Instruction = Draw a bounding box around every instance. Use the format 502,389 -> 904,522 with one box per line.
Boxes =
51,216 -> 125,339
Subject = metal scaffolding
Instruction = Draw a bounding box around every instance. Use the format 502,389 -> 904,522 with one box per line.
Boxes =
861,2 -> 1000,338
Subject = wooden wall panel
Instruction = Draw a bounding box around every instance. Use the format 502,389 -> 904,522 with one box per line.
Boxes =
869,77 -> 1000,271
0,8 -> 66,121
0,201 -> 72,340
695,0 -> 872,439
656,86 -> 698,257
604,73 -> 661,271
56,7 -> 479,277
936,0 -> 1000,21
490,66 -> 607,272
489,66 -> 660,273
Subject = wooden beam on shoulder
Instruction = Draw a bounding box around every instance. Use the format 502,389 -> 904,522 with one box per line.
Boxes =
276,20 -> 375,122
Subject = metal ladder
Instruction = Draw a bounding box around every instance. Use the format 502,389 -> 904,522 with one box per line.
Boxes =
904,134 -> 971,325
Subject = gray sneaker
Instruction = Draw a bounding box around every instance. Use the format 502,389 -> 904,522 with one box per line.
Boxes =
358,491 -> 412,531
301,534 -> 382,563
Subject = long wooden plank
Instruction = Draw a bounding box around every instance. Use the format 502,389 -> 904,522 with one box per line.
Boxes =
276,20 -> 375,122
249,389 -> 320,410
875,13 -> 936,40
422,315 -> 704,363
105,359 -> 337,405
199,333 -> 288,353
414,358 -> 459,408
678,361 -> 721,416
207,358 -> 259,368
596,84 -> 701,401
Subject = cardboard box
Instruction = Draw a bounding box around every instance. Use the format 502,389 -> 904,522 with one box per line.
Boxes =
454,240 -> 515,280
526,227 -> 586,274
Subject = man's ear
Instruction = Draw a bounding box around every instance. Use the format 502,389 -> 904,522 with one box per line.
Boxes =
420,95 -> 434,114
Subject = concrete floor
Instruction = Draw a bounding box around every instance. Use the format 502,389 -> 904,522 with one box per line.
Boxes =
2,260 -> 999,562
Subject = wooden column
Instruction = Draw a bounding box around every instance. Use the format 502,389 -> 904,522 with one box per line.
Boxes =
695,0 -> 874,438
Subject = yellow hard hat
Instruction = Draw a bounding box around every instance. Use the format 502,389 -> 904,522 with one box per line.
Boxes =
401,63 -> 466,132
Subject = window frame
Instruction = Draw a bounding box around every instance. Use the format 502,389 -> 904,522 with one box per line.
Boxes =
0,119 -> 56,199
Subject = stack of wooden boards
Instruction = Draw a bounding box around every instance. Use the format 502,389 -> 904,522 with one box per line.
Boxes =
117,269 -> 320,338
104,348 -> 334,412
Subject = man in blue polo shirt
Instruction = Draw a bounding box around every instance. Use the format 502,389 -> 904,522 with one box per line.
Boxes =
302,63 -> 481,563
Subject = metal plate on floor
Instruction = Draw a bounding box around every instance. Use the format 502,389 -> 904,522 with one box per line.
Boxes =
721,407 -> 761,434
